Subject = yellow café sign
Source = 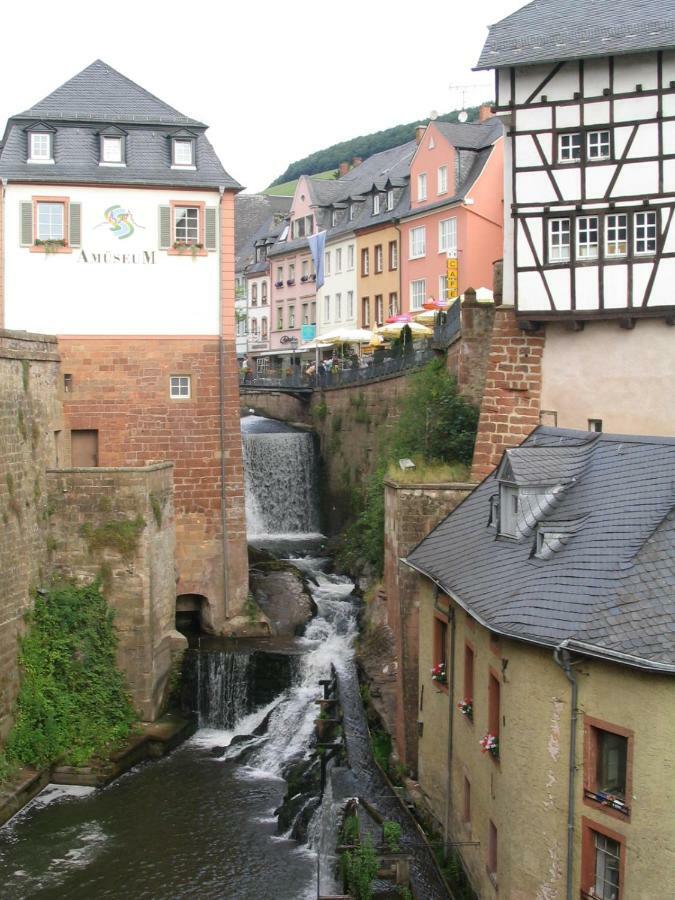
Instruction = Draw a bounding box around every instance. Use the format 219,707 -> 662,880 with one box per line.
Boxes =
447,254 -> 459,299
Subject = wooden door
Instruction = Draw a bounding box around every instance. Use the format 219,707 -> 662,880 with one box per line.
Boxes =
71,430 -> 99,467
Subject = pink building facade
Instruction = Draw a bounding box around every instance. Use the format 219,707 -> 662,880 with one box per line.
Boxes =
400,118 -> 503,312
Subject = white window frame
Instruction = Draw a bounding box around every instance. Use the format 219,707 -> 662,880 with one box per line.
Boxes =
438,165 -> 448,195
605,214 -> 628,258
548,218 -> 571,263
288,307 -> 295,328
347,291 -> 354,320
587,130 -> 611,161
499,484 -> 519,537
324,295 -> 330,322
372,194 -> 380,215
439,217 -> 457,254
347,244 -> 355,269
417,172 -> 427,201
348,203 -> 355,221
410,278 -> 426,310
375,244 -> 383,273
174,206 -> 200,245
559,132 -> 581,163
324,251 -> 331,274
335,292 -> 342,320
331,209 -> 338,227
101,136 -> 123,164
634,211 -> 657,255
173,139 -> 194,167
439,275 -> 448,302
335,248 -> 342,273
577,216 -> 599,260
29,132 -> 53,164
170,375 -> 191,399
409,226 -> 426,259
386,189 -> 395,211
36,201 -> 65,241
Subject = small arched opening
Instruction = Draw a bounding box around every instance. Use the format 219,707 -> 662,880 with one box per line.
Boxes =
175,593 -> 208,635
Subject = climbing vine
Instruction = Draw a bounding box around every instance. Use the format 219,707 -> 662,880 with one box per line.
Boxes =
5,581 -> 137,768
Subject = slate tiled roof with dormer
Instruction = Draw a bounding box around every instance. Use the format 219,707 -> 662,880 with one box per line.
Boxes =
405,427 -> 675,672
475,0 -> 675,70
0,60 -> 241,191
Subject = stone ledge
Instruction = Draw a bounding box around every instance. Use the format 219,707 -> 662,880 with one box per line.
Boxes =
46,462 -> 174,475
0,328 -> 58,344
0,767 -> 51,828
383,480 -> 476,491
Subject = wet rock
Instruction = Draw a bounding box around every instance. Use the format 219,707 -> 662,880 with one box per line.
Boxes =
291,796 -> 321,842
275,755 -> 322,839
250,568 -> 317,637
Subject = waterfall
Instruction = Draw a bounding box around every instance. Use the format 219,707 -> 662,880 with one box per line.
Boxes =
241,415 -> 321,540
198,652 -> 251,729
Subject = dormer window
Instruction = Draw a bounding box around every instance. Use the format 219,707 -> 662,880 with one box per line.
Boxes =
386,189 -> 395,211
499,484 -> 519,538
348,203 -> 355,221
99,127 -> 127,166
372,193 -> 380,215
331,209 -> 338,227
171,132 -> 196,169
26,123 -> 56,164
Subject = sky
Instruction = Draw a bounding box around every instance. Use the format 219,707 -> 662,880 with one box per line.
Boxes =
1,0 -> 524,193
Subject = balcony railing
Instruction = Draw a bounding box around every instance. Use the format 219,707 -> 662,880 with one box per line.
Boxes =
432,301 -> 461,348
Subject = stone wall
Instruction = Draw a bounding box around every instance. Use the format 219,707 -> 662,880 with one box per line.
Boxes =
59,335 -> 248,631
46,463 -> 185,721
240,390 -> 311,427
383,480 -> 474,771
470,305 -> 544,481
448,296 -> 495,407
0,330 -> 63,741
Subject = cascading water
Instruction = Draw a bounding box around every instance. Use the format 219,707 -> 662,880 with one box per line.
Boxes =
241,415 -> 321,540
197,651 -> 251,729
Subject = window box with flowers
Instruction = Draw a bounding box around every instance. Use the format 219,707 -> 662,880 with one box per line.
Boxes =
275,281 -> 284,289
431,662 -> 447,685
287,278 -> 295,286
480,733 -> 499,759
34,238 -> 68,254
457,698 -> 473,720
173,240 -> 204,258
300,274 -> 310,282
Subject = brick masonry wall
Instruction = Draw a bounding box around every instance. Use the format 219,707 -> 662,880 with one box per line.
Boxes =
58,335 -> 248,631
46,463 -> 183,720
0,330 -> 63,740
383,481 -> 474,772
470,305 -> 545,481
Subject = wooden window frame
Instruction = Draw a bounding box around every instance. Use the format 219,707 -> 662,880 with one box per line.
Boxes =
31,196 -> 72,253
432,611 -> 449,693
487,819 -> 498,887
580,816 -> 625,900
361,296 -> 370,327
361,248 -> 370,277
543,207 -> 661,270
583,715 -> 633,822
463,640 -> 475,723
463,776 -> 471,826
168,200 -> 207,256
388,240 -> 398,271
487,668 -> 501,762
374,244 -> 383,274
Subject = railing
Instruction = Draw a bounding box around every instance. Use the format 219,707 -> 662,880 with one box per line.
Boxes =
583,788 -> 630,816
240,345 -> 436,391
432,300 -> 461,348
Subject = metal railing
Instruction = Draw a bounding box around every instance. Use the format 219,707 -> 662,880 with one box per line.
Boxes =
240,345 -> 437,391
432,300 -> 461,347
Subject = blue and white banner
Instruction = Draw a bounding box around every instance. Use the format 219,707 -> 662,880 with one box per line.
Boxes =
308,231 -> 327,290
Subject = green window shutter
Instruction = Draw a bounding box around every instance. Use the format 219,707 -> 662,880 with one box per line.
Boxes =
205,207 -> 217,251
159,206 -> 171,249
69,203 -> 82,247
20,202 -> 33,246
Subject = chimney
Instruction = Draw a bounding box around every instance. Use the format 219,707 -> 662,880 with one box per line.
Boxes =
338,161 -> 350,177
479,104 -> 494,122
415,124 -> 427,144
351,156 -> 363,167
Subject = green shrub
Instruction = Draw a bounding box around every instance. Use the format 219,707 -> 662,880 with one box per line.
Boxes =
383,820 -> 402,852
5,581 -> 137,768
342,836 -> 378,900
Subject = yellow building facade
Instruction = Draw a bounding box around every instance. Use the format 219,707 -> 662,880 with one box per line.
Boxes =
417,580 -> 675,899
355,223 -> 401,329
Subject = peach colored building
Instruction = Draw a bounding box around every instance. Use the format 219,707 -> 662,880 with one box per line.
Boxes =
400,116 -> 503,313
355,223 -> 401,328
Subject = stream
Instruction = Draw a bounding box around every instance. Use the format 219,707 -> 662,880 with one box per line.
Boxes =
0,415 -> 448,899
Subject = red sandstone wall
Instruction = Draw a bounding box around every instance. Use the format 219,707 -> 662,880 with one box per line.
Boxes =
59,335 -> 247,630
470,306 -> 544,480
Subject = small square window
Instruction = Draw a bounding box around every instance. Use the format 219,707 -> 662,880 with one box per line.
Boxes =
36,202 -> 65,241
577,216 -> 599,260
606,214 -> 627,258
173,139 -> 193,166
174,206 -> 200,245
588,419 -> 603,432
170,375 -> 191,398
588,130 -> 611,160
634,211 -> 657,255
559,132 -> 581,162
549,218 -> 571,263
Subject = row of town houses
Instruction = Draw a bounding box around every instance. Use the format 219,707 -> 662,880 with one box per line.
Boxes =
235,107 -> 503,372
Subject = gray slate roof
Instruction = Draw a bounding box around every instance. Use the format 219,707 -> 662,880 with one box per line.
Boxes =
235,194 -> 291,271
0,61 -> 241,191
406,427 -> 675,672
476,0 -> 675,69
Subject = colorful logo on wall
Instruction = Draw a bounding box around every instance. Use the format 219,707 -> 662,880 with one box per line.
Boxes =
96,205 -> 145,240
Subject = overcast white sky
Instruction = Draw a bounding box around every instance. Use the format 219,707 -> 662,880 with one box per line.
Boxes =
2,0 -> 523,192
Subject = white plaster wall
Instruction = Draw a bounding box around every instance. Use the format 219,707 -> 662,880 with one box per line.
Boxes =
541,321 -> 675,434
574,266 -> 599,310
316,235 -> 357,334
614,53 -> 658,94
5,184 -> 220,335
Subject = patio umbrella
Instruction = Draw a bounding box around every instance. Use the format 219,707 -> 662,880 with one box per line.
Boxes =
376,321 -> 433,338
320,326 -> 377,344
385,313 -> 413,324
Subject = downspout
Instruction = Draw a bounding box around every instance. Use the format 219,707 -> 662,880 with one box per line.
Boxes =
218,185 -> 229,620
444,605 -> 456,855
554,642 -> 579,900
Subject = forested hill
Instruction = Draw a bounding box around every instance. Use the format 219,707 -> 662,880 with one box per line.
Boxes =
269,105 -> 488,187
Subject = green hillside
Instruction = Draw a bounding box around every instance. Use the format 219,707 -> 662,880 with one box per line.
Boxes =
266,169 -> 338,197
267,104 -> 489,188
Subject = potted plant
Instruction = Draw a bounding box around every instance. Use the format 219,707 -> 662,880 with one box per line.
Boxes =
479,733 -> 499,759
431,662 -> 447,685
457,698 -> 473,719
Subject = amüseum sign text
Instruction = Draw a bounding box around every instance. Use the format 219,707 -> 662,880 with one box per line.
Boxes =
77,250 -> 156,265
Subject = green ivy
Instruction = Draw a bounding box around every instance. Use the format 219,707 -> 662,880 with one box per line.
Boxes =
80,515 -> 145,561
5,581 -> 137,768
383,820 -> 402,853
342,836 -> 378,900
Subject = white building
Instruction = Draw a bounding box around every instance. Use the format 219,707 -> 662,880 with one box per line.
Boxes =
318,234 -> 358,334
477,0 -> 675,436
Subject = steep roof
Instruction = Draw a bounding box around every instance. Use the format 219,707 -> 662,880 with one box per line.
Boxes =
0,61 -> 241,190
406,427 -> 675,672
476,0 -> 675,69
235,194 -> 291,271
19,59 -> 203,126
434,118 -> 502,150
